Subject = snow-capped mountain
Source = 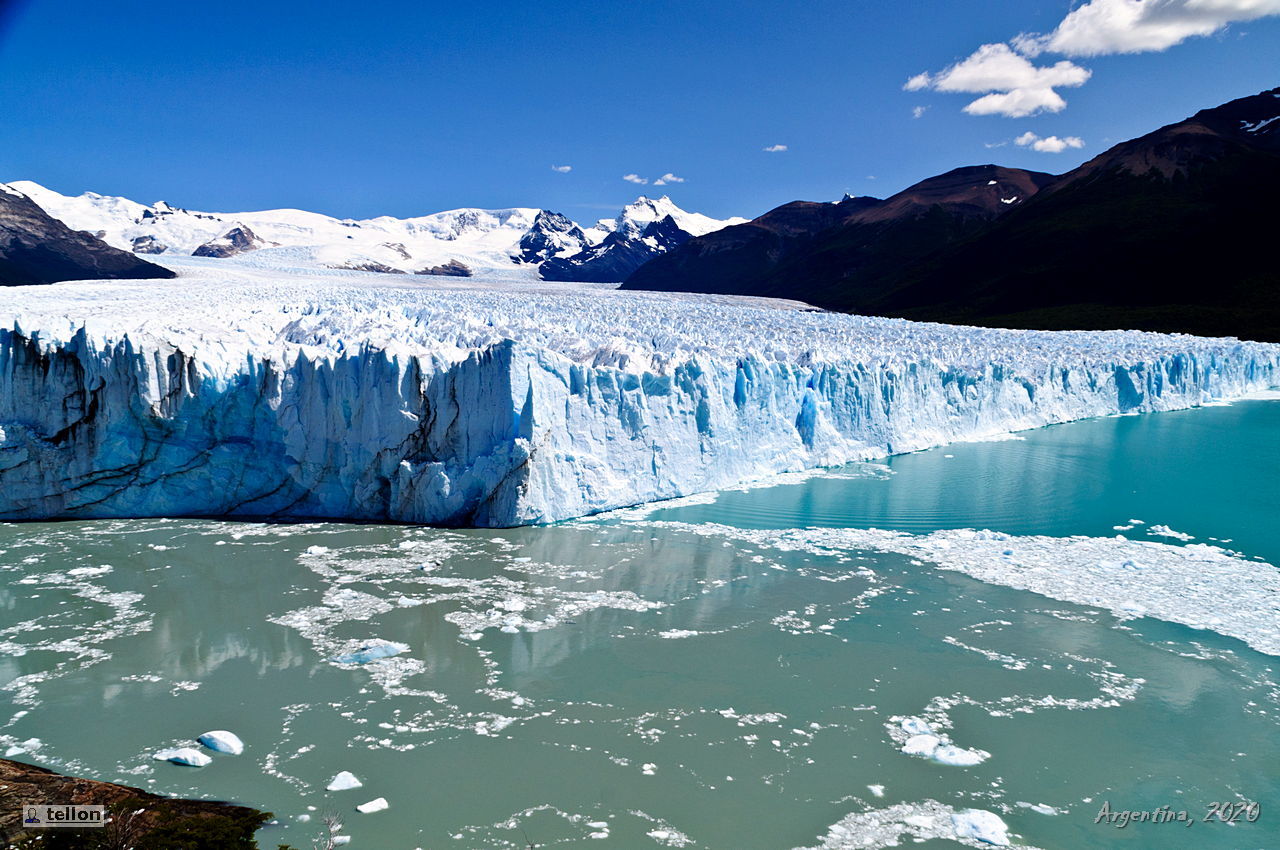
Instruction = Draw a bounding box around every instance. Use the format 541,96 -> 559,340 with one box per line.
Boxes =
6,181 -> 743,283
541,195 -> 748,282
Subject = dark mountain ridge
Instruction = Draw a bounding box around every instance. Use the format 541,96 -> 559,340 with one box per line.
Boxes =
0,185 -> 174,286
623,87 -> 1280,342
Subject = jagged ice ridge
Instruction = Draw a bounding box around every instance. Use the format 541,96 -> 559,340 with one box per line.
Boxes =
1,265 -> 1277,526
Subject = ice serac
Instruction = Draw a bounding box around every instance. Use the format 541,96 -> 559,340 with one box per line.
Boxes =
0,277 -> 1278,526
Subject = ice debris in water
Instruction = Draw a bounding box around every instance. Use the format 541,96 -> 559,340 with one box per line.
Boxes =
153,747 -> 211,767
356,797 -> 389,814
1147,524 -> 1194,541
330,640 -> 408,665
952,810 -> 1011,845
197,730 -> 244,755
327,771 -> 363,791
799,801 -> 1023,848
894,717 -> 988,766
642,523 -> 1280,656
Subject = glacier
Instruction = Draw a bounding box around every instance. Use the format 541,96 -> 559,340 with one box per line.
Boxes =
1,259 -> 1278,527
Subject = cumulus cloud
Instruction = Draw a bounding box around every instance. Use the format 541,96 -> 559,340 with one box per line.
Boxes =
904,43 -> 1091,118
912,105 -> 929,119
550,164 -> 572,173
1017,0 -> 1280,57
906,0 -> 1280,118
653,173 -> 686,186
762,143 -> 788,152
622,173 -> 648,185
1015,131 -> 1086,152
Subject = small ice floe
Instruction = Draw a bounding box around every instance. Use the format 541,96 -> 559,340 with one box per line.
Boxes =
894,717 -> 988,766
154,747 -> 211,767
327,771 -> 363,791
331,641 -> 408,665
867,784 -> 886,797
951,809 -> 1010,845
304,546 -> 330,556
332,836 -> 351,845
197,730 -> 244,755
1147,524 -> 1194,541
642,762 -> 658,775
1016,801 -> 1060,815
356,797 -> 389,814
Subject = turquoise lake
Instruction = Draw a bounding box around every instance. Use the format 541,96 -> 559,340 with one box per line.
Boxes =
1,399 -> 1277,849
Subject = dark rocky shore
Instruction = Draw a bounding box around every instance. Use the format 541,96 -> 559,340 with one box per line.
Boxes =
0,758 -> 271,849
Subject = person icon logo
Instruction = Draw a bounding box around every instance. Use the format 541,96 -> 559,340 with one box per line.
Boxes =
24,807 -> 41,825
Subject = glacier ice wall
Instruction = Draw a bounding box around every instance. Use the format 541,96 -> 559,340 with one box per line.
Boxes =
1,275 -> 1278,526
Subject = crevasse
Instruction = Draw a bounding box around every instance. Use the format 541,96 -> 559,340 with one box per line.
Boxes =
2,306 -> 1277,526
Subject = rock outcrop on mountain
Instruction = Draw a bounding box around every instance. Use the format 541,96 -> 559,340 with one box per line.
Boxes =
192,223 -> 269,258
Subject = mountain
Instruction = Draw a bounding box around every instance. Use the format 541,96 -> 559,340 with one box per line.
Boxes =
9,182 -> 742,283
624,165 -> 1054,301
540,195 -> 746,282
0,183 -> 174,286
623,87 -> 1280,342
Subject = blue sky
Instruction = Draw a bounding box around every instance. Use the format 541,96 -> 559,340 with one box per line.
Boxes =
1,0 -> 1277,220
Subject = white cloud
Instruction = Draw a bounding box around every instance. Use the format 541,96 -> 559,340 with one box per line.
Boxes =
912,105 -> 929,119
1015,131 -> 1086,152
653,173 -> 685,186
904,72 -> 931,91
905,0 -> 1280,120
1019,0 -> 1280,57
762,143 -> 788,152
550,164 -> 572,173
905,43 -> 1091,118
622,173 -> 648,185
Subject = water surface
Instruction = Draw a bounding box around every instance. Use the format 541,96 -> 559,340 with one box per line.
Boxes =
1,401 -> 1277,848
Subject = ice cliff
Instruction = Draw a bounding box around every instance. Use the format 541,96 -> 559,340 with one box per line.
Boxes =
1,265 -> 1277,526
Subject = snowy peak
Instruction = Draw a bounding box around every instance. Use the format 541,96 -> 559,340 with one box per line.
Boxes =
609,194 -> 745,239
517,210 -> 589,264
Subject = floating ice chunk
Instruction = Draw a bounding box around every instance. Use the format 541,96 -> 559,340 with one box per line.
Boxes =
899,717 -> 932,736
356,797 -> 389,814
642,762 -> 658,775
1017,801 -> 1060,815
932,744 -> 988,766
1148,524 -> 1194,541
902,734 -> 941,757
304,546 -> 330,555
951,809 -> 1010,845
154,747 -> 211,767
332,837 -> 351,845
867,784 -> 885,797
327,771 -> 363,791
331,641 -> 408,665
197,730 -> 244,755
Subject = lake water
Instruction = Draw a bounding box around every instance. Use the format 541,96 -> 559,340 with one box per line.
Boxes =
1,400 -> 1277,849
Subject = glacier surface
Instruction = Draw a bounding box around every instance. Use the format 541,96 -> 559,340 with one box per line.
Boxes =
1,260 -> 1277,527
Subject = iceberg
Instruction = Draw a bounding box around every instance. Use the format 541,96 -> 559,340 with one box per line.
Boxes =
1,267 -> 1277,527
327,770 -> 362,791
330,641 -> 408,665
197,729 -> 244,755
356,797 -> 389,814
951,809 -> 1011,846
153,746 -> 212,767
